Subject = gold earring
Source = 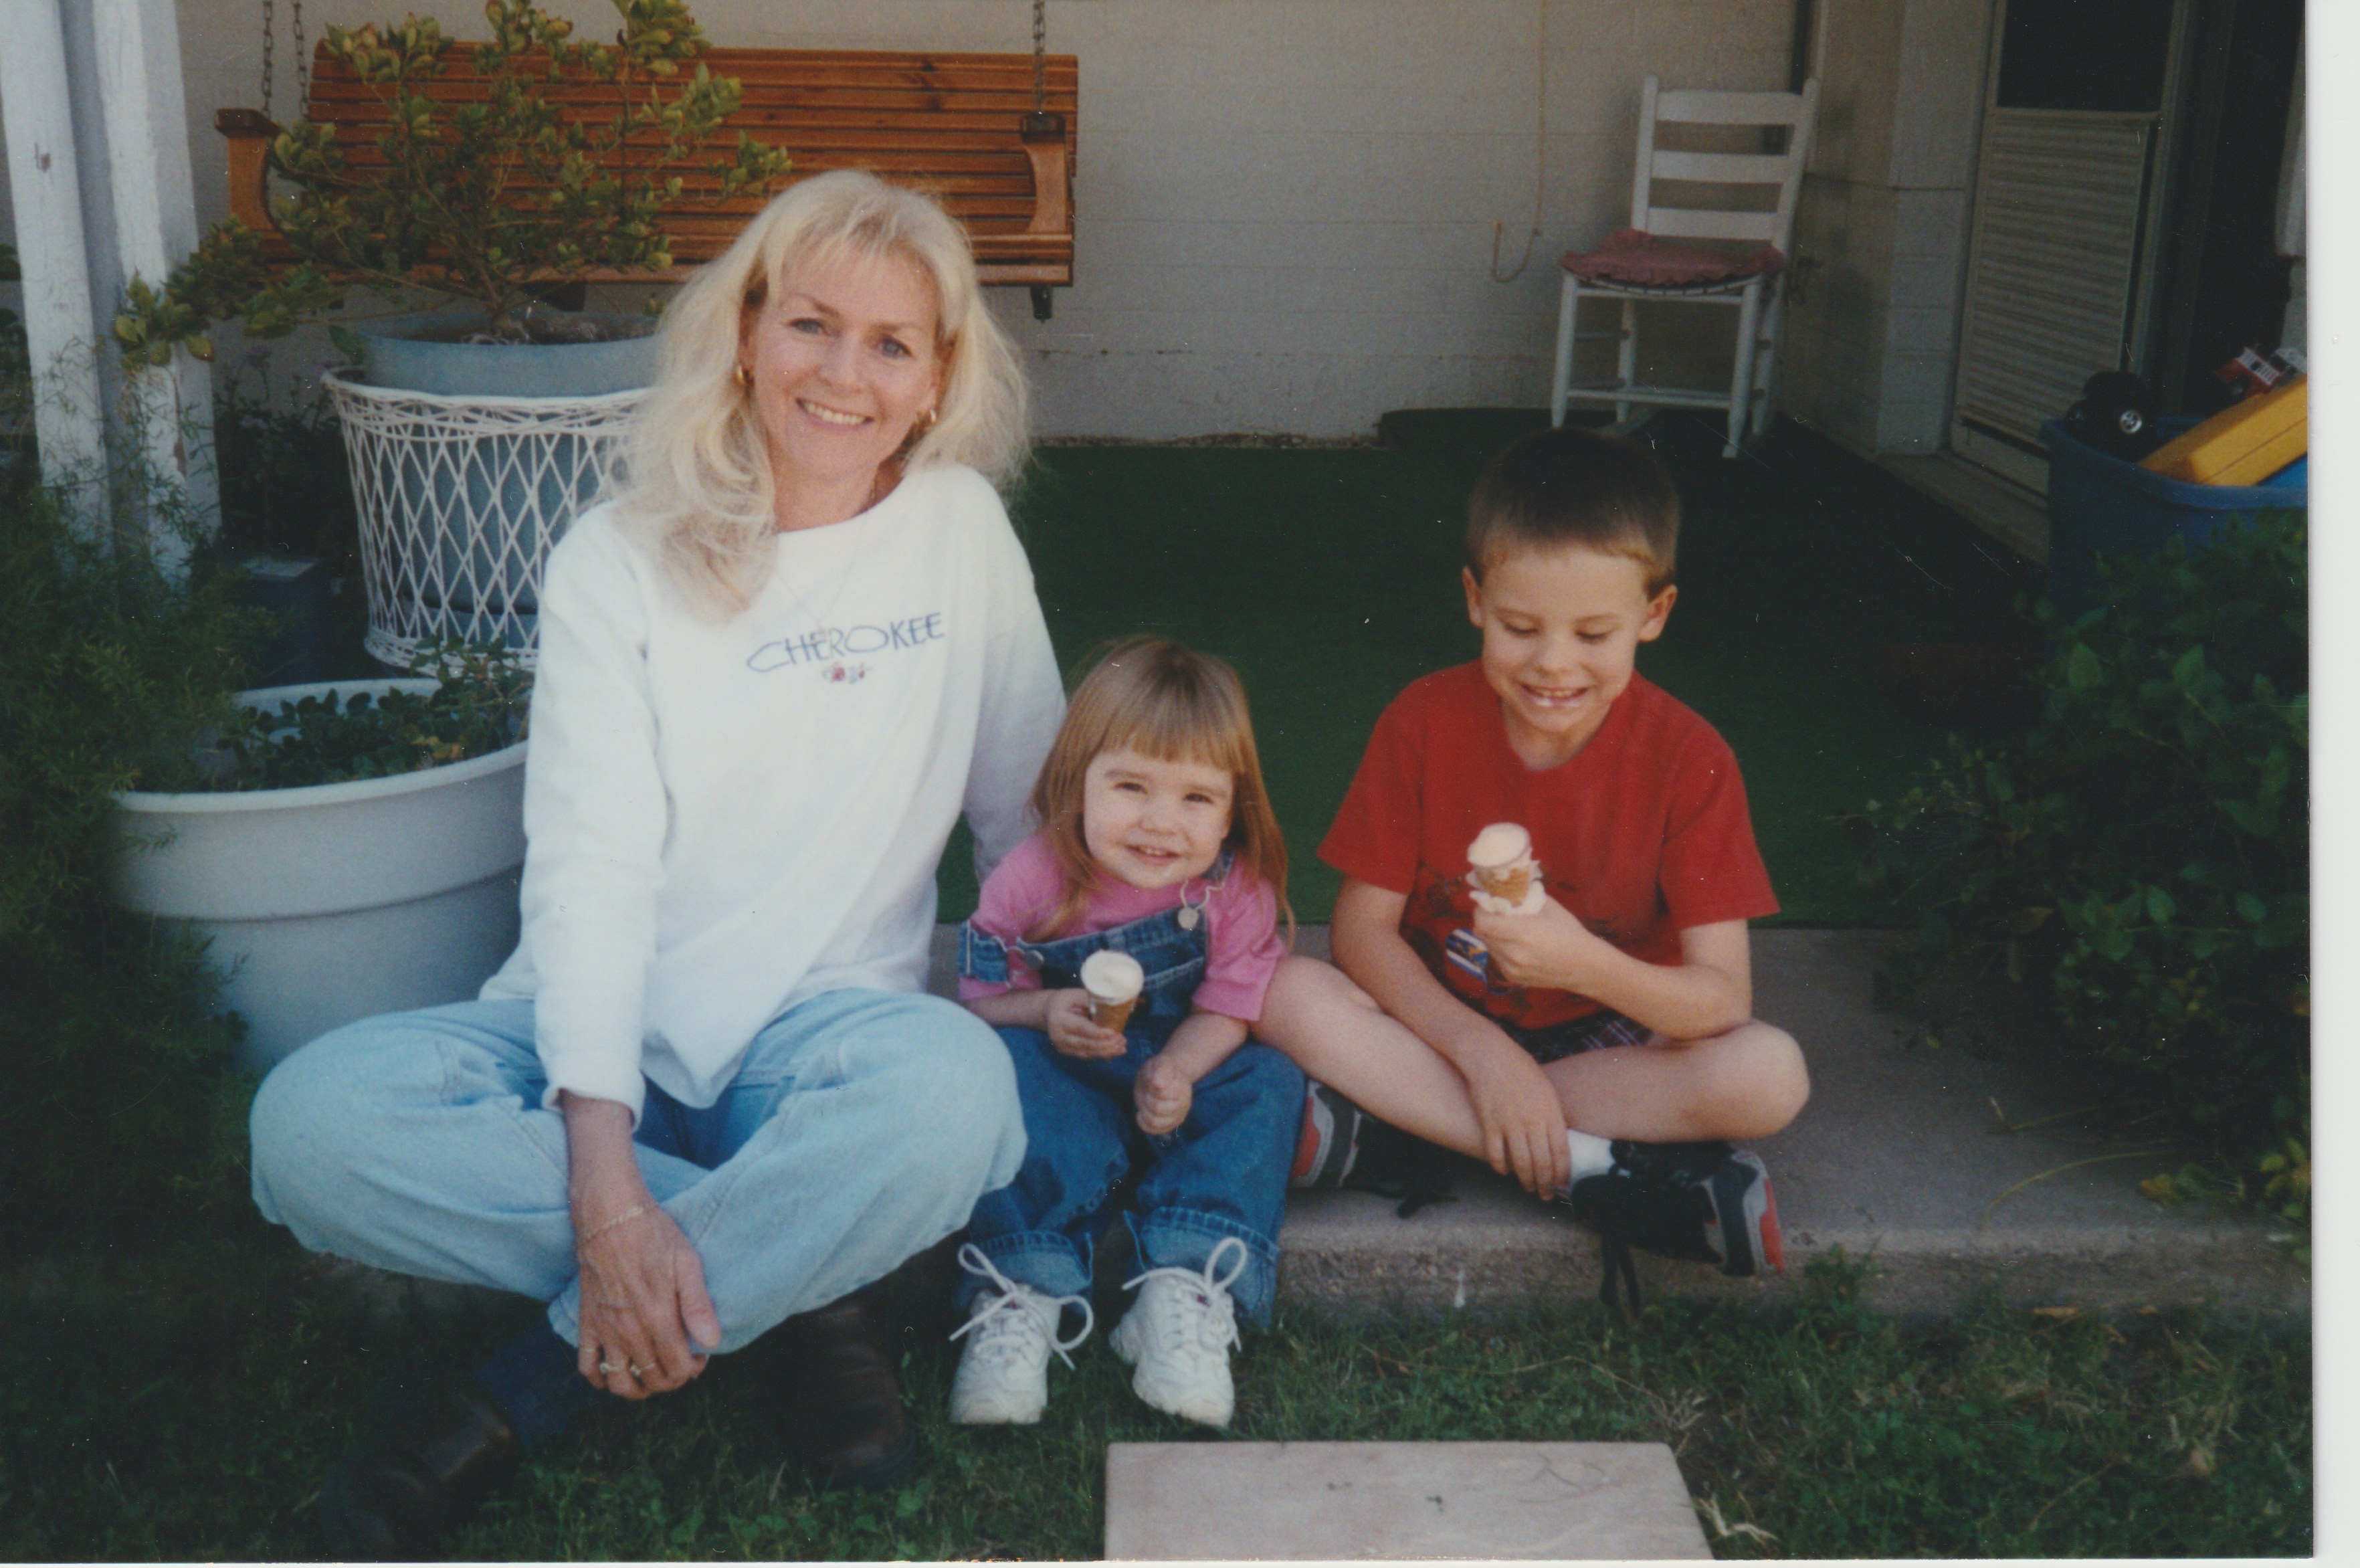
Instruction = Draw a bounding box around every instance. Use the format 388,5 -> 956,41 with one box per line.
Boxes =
735,364 -> 751,390
916,406 -> 939,434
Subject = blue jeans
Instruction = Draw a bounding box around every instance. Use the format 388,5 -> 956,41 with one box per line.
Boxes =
961,1028 -> 1302,1326
249,989 -> 1026,1353
956,876 -> 1302,1327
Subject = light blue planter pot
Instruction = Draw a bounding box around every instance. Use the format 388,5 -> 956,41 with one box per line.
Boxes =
352,311 -> 660,397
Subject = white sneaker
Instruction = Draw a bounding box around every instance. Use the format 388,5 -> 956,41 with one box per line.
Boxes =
947,1244 -> 1094,1426
1108,1236 -> 1248,1428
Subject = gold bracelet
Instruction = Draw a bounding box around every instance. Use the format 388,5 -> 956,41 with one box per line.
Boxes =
577,1203 -> 650,1245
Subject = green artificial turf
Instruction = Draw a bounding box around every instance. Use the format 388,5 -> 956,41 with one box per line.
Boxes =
5,1236 -> 2307,1559
940,408 -> 2039,926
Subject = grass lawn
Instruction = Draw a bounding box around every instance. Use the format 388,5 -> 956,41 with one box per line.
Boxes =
941,407 -> 2040,925
6,1232 -> 2306,1559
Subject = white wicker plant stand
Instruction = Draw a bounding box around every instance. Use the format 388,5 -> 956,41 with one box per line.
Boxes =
324,369 -> 645,668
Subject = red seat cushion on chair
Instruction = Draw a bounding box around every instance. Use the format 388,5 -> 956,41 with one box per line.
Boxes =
1561,228 -> 1785,288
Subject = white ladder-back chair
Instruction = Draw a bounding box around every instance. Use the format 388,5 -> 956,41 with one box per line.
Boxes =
1550,76 -> 1820,456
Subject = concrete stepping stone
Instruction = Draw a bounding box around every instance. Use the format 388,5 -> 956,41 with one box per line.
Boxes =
1102,1440 -> 1711,1559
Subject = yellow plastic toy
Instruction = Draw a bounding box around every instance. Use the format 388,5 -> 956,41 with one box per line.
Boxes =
2140,375 -> 2307,487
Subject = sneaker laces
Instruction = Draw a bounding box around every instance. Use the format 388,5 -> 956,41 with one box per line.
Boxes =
949,1244 -> 1094,1368
1597,1232 -> 1644,1318
1569,1141 -> 1753,1317
1121,1235 -> 1247,1358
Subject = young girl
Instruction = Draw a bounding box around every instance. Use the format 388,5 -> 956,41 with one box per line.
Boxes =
949,636 -> 1305,1430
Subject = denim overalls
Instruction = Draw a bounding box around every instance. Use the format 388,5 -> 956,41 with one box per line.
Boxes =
955,855 -> 1304,1326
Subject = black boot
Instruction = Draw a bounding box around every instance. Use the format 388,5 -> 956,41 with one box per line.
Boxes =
318,1370 -> 521,1560
765,1286 -> 917,1491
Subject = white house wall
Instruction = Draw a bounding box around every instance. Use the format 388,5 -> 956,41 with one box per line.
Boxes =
24,0 -> 1795,438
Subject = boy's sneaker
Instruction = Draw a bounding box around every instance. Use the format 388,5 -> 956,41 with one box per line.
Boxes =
1567,1142 -> 1783,1308
1291,1081 -> 1367,1187
947,1245 -> 1093,1426
1290,1082 -> 1458,1217
1108,1236 -> 1246,1428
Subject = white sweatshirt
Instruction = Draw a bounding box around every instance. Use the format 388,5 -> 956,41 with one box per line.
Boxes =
480,464 -> 1064,1122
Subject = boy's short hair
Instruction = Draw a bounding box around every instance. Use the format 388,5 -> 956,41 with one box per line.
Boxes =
1465,426 -> 1681,593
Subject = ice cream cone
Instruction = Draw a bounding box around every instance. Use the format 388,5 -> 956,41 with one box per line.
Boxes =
1080,950 -> 1145,1033
1467,822 -> 1541,906
1478,863 -> 1534,904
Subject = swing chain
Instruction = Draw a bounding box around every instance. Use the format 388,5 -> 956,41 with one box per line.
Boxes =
260,0 -> 309,119
1024,0 -> 1043,113
292,0 -> 309,118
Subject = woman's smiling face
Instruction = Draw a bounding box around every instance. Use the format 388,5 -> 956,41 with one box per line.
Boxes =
739,247 -> 945,518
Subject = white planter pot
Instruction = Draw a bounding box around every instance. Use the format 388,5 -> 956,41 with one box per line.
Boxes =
111,680 -> 528,1072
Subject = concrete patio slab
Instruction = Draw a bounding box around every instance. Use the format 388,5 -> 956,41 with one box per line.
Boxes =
1102,1440 -> 1710,1560
316,920 -> 2310,1333
926,924 -> 2309,1319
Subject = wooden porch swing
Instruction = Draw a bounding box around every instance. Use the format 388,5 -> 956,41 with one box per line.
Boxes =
215,1 -> 1079,316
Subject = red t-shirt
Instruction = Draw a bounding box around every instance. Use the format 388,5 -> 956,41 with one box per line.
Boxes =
1318,663 -> 1777,1031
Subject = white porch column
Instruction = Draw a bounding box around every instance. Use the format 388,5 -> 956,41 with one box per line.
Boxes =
0,0 -> 108,512
0,0 -> 216,571
94,0 -> 217,575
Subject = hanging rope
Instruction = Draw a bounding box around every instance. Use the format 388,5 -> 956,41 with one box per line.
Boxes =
1490,0 -> 1547,283
1031,0 -> 1047,114
260,0 -> 274,116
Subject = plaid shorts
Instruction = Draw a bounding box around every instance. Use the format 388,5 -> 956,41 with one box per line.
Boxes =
1506,1008 -> 1656,1065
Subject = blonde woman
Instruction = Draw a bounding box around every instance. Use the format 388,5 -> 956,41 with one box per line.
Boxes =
249,171 -> 1062,1557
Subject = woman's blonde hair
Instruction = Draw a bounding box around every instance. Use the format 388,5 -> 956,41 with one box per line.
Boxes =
1025,637 -> 1294,945
609,169 -> 1029,616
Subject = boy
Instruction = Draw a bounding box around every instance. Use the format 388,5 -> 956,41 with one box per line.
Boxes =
1260,426 -> 1808,1285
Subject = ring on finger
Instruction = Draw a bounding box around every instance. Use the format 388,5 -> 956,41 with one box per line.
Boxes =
597,1359 -> 621,1375
627,1362 -> 649,1379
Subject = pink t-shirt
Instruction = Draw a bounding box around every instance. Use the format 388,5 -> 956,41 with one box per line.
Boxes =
958,833 -> 1285,1023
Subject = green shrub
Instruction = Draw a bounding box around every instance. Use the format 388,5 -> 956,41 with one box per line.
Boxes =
0,243 -> 29,483
120,0 -> 793,359
153,641 -> 532,793
1850,512 -> 2307,1219
0,480 -> 264,1250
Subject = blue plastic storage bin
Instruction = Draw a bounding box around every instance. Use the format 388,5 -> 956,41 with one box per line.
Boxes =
2040,417 -> 2305,617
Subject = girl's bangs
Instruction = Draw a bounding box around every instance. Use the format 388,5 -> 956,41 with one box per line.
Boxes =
1105,687 -> 1245,775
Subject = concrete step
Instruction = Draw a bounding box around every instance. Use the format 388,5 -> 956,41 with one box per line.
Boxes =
926,925 -> 2307,1319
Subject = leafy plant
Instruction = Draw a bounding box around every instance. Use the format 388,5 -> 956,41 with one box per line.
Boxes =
0,241 -> 29,483
118,0 -> 793,358
1848,512 -> 2308,1222
0,473 -> 264,1248
187,641 -> 531,792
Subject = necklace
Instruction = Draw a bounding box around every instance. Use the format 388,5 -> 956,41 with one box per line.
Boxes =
1175,876 -> 1212,930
